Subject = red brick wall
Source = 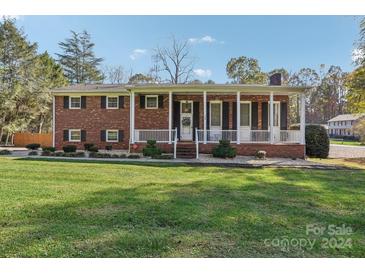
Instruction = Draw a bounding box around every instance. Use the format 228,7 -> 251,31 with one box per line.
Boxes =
135,95 -> 169,129
55,96 -> 130,150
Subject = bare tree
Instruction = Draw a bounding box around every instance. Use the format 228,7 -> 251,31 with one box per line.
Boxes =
104,65 -> 126,84
153,36 -> 195,84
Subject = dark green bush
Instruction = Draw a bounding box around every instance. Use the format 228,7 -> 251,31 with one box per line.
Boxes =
305,125 -> 329,158
28,151 -> 38,156
105,145 -> 113,151
0,149 -> 12,155
89,152 -> 111,158
88,145 -> 99,152
63,145 -> 77,153
212,140 -> 236,158
142,139 -> 161,157
84,143 -> 95,151
42,146 -> 56,152
26,143 -> 40,150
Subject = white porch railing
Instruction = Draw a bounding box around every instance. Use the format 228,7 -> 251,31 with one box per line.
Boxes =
196,130 -> 238,143
250,130 -> 271,143
279,130 -> 301,143
134,129 -> 178,158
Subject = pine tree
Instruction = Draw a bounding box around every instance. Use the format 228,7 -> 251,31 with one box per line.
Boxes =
57,30 -> 104,84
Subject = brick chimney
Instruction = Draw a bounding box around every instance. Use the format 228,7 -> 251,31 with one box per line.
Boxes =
269,73 -> 282,86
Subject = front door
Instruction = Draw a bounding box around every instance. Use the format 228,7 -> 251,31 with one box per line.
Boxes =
180,101 -> 193,140
269,102 -> 281,142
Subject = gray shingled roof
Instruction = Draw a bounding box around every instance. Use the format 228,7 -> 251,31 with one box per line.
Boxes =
53,84 -> 127,91
328,113 -> 365,122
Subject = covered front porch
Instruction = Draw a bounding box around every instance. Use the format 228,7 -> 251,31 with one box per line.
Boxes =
128,85 -> 306,158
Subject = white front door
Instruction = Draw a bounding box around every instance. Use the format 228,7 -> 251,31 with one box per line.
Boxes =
210,101 -> 222,141
240,102 -> 251,142
180,101 -> 193,140
269,102 -> 281,142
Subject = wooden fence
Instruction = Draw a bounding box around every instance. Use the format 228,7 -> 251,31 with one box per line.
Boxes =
13,132 -> 52,147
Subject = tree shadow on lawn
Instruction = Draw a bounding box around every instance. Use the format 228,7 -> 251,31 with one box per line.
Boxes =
2,169 -> 365,258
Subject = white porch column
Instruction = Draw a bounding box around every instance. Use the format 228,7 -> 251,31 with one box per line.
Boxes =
168,91 -> 172,144
269,91 -> 274,144
300,93 -> 306,144
236,91 -> 241,144
203,91 -> 207,144
130,91 -> 135,144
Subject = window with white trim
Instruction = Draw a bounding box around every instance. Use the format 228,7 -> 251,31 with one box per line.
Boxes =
106,130 -> 118,142
240,102 -> 250,127
70,97 -> 81,109
107,96 -> 118,109
210,102 -> 222,127
69,129 -> 81,142
146,95 -> 158,109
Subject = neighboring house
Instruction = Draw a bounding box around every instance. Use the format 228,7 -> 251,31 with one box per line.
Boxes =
51,74 -> 307,159
327,114 -> 365,137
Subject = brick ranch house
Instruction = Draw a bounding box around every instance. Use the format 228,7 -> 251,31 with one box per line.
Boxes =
51,74 -> 307,159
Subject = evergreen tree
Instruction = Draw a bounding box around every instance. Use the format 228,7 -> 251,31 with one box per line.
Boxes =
57,30 -> 104,84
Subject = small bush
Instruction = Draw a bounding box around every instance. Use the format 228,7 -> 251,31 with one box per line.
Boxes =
152,154 -> 173,160
0,150 -> 12,155
89,152 -> 111,158
41,151 -> 54,156
26,143 -> 40,150
305,125 -> 329,158
142,139 -> 162,157
128,154 -> 140,159
88,145 -> 99,152
255,150 -> 266,160
42,146 -> 56,152
63,145 -> 77,153
84,143 -> 95,151
105,145 -> 113,151
28,151 -> 38,156
212,140 -> 236,158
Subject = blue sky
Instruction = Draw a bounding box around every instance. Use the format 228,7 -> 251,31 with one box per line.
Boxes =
16,16 -> 362,83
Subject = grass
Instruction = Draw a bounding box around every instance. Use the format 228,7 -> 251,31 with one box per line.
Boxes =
309,157 -> 365,170
0,157 -> 364,258
330,138 -> 364,146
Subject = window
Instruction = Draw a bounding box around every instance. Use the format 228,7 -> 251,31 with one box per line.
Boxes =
107,96 -> 118,109
269,102 -> 280,127
146,95 -> 158,109
70,96 -> 81,109
69,129 -> 81,142
106,130 -> 118,142
210,102 -> 221,127
240,102 -> 250,127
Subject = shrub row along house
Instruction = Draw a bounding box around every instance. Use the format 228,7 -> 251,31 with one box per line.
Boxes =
51,74 -> 307,158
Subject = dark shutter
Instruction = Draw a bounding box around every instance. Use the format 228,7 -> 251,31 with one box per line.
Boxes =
140,95 -> 145,108
100,130 -> 106,142
251,102 -> 258,130
63,96 -> 69,109
206,101 -> 210,130
81,130 -> 86,141
81,96 -> 86,108
158,95 -> 164,108
118,130 -> 124,142
173,101 -> 180,140
222,102 -> 229,130
63,130 -> 69,141
101,96 -> 106,108
280,102 -> 288,130
119,96 -> 124,108
193,102 -> 200,141
261,102 -> 268,130
232,103 -> 237,130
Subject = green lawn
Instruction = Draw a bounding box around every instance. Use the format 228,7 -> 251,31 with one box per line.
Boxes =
0,157 -> 364,258
330,139 -> 364,146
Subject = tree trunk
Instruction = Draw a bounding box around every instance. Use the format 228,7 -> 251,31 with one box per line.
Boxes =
5,132 -> 10,146
0,127 -> 3,144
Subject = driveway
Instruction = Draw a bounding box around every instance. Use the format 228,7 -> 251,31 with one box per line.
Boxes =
329,144 -> 365,158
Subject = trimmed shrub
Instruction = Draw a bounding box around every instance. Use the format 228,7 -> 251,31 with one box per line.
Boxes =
42,146 -> 56,152
128,154 -> 140,159
0,149 -> 12,155
28,151 -> 38,156
105,145 -> 113,151
89,152 -> 111,158
63,145 -> 77,153
212,140 -> 237,158
88,145 -> 99,152
142,139 -> 162,157
84,143 -> 95,151
26,143 -> 40,150
255,150 -> 266,160
305,125 -> 329,158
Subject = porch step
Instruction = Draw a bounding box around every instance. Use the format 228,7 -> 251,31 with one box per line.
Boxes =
176,142 -> 196,159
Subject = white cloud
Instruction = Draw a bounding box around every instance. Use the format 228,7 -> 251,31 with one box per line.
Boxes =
193,68 -> 212,78
352,48 -> 364,63
129,49 -> 147,60
188,35 -> 220,44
